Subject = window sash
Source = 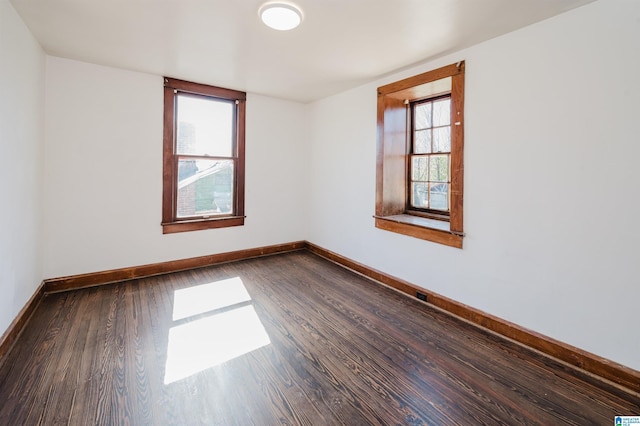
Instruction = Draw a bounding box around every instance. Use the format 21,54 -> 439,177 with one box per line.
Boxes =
174,156 -> 237,220
408,95 -> 452,216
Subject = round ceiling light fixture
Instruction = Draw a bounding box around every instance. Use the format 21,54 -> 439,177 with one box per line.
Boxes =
259,2 -> 303,31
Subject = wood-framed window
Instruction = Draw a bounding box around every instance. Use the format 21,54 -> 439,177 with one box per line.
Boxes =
162,78 -> 246,234
375,61 -> 465,248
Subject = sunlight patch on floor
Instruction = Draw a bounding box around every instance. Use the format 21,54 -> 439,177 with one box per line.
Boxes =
164,277 -> 271,384
172,276 -> 252,321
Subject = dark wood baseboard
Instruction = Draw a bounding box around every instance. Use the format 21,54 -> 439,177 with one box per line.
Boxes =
0,282 -> 45,363
305,242 -> 640,396
44,241 -> 306,293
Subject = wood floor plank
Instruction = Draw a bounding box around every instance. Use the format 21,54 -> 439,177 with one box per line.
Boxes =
0,251 -> 637,425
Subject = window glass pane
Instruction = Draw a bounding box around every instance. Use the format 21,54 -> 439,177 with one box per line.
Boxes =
432,98 -> 451,127
414,103 -> 432,130
433,127 -> 451,153
177,159 -> 234,218
411,182 -> 429,209
414,130 -> 431,154
429,183 -> 449,211
429,155 -> 449,182
177,95 -> 233,157
411,156 -> 429,181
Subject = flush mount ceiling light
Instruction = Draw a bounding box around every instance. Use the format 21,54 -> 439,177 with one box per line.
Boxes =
259,2 -> 303,31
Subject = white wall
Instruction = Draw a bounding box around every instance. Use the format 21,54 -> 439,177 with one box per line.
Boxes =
43,57 -> 308,278
308,0 -> 640,370
0,1 -> 45,336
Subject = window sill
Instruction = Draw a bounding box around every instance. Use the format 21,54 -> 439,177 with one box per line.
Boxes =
374,215 -> 463,249
162,216 -> 245,234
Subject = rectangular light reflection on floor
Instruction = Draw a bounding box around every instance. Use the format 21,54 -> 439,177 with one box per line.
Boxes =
172,276 -> 252,321
164,304 -> 271,384
164,277 -> 271,384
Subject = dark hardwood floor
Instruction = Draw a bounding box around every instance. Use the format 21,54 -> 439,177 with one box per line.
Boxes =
0,251 -> 637,425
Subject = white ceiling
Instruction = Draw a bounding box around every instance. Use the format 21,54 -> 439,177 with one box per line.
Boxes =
10,0 -> 594,103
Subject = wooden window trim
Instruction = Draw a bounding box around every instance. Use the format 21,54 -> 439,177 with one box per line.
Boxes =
375,62 -> 465,248
162,78 -> 246,234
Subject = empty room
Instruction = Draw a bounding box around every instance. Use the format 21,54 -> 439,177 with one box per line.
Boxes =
1,0 -> 639,424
